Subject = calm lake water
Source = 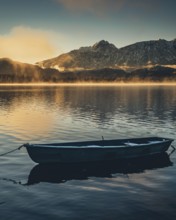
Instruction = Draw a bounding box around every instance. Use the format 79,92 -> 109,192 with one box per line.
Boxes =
0,85 -> 176,220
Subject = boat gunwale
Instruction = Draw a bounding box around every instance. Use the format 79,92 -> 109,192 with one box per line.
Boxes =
24,137 -> 174,150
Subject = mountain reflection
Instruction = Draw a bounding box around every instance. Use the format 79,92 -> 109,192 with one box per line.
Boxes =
0,86 -> 176,124
26,153 -> 173,185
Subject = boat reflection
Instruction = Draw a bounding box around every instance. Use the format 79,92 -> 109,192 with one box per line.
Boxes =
26,152 -> 173,185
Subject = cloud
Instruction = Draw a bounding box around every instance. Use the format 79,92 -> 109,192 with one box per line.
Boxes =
57,0 -> 125,15
0,26 -> 60,64
56,0 -> 158,15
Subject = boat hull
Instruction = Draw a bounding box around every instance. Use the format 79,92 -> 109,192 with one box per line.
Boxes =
25,137 -> 174,164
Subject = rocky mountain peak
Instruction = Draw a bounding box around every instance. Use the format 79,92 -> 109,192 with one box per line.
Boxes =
37,39 -> 176,70
92,40 -> 117,51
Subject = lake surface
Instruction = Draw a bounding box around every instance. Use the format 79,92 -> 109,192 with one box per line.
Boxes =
0,85 -> 176,220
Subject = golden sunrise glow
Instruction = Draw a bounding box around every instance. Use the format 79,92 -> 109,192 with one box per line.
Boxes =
0,26 -> 59,64
0,105 -> 55,138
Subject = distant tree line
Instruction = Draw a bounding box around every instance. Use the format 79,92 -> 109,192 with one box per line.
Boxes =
0,58 -> 176,83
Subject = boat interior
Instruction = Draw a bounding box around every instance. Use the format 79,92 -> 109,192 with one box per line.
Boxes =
38,137 -> 171,147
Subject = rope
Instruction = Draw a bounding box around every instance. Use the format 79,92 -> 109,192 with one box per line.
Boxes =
0,144 -> 24,157
171,145 -> 176,151
168,145 -> 176,156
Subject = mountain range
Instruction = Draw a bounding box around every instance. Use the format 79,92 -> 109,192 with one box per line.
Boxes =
0,38 -> 176,83
37,39 -> 176,71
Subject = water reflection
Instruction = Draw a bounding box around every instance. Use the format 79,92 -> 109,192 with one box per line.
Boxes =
0,86 -> 176,220
0,86 -> 176,122
0,85 -> 176,143
26,153 -> 173,185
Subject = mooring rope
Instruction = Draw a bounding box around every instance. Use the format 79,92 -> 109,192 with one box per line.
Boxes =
168,145 -> 176,156
171,145 -> 176,151
0,144 -> 24,157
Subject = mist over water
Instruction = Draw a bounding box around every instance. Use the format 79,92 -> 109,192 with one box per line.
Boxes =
0,85 -> 176,220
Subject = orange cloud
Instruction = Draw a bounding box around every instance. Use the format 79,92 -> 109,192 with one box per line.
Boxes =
57,0 -> 126,15
0,26 -> 60,64
56,0 -> 157,15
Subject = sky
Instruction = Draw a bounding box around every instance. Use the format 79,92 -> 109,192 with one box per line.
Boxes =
0,0 -> 175,63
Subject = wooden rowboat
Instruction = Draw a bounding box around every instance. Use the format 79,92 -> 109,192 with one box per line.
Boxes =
23,136 -> 174,164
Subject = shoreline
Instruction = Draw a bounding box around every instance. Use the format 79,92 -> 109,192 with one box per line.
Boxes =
0,82 -> 176,87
